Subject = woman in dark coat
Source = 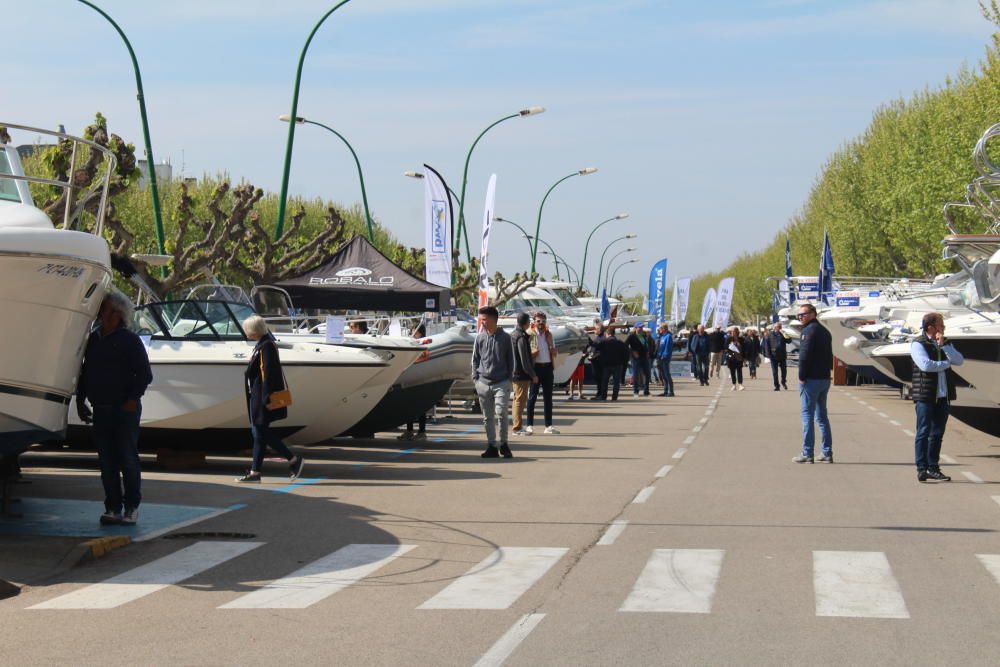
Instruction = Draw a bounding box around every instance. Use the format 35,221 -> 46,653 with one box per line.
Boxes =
237,315 -> 304,482
743,329 -> 762,379
726,326 -> 746,391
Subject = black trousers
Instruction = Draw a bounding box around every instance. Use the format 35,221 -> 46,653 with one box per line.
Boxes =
728,364 -> 743,385
527,362 -> 555,426
770,357 -> 787,388
598,364 -> 622,400
695,355 -> 710,384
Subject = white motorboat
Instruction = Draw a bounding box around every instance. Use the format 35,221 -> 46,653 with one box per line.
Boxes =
67,300 -> 390,449
942,311 -> 1000,408
0,123 -> 114,456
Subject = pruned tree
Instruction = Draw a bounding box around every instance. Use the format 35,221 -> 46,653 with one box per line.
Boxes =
493,271 -> 538,305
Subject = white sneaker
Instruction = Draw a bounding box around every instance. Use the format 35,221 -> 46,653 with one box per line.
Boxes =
524,426 -> 534,435
568,395 -> 576,401
738,385 -> 745,391
512,429 -> 526,436
730,385 -> 736,392
544,426 -> 560,434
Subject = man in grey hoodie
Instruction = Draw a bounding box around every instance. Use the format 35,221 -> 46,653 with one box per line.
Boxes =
472,305 -> 515,458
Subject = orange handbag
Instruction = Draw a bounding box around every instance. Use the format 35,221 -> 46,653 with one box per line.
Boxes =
260,343 -> 293,410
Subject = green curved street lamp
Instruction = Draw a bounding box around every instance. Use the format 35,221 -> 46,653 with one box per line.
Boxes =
77,0 -> 165,258
456,107 -> 545,261
530,236 -> 564,280
579,213 -> 628,292
280,114 -> 373,241
595,234 -> 637,293
275,0 -> 355,240
492,216 -> 535,260
542,249 -> 580,284
603,247 -> 637,292
609,258 -> 639,295
531,167 -> 598,273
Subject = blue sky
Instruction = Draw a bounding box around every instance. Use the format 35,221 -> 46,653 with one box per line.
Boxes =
5,0 -> 995,293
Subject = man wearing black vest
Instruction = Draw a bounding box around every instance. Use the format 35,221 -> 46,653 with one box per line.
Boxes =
792,303 -> 834,464
910,312 -> 964,483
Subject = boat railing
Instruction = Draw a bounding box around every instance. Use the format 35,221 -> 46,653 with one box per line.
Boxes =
0,122 -> 118,235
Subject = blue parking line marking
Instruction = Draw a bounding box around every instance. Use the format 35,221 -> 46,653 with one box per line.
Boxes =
267,478 -> 326,494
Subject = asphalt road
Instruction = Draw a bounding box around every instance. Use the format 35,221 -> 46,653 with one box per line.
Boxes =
3,370 -> 1000,666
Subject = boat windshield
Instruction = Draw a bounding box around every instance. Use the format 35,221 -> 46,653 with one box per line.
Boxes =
501,297 -> 567,317
134,300 -> 256,340
0,150 -> 20,203
548,288 -> 581,307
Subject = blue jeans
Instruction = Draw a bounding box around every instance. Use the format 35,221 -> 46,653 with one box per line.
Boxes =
657,359 -> 673,395
93,405 -> 142,513
631,356 -> 650,394
914,399 -> 949,471
799,379 -> 832,458
251,423 -> 295,471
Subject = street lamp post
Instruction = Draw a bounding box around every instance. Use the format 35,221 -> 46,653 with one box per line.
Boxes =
281,114 -> 373,241
579,213 -> 628,292
603,248 -> 637,292
609,258 -> 639,295
456,107 -> 545,261
492,217 -> 536,261
531,167 -> 598,273
542,250 -> 579,285
596,234 -> 637,292
275,0 -> 355,240
531,236 -> 563,280
77,0 -> 165,258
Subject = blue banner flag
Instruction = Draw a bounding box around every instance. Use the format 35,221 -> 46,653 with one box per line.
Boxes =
785,237 -> 795,304
818,230 -> 835,305
600,287 -> 611,321
647,259 -> 668,325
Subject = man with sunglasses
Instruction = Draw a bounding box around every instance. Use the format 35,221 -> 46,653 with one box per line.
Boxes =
792,303 -> 834,464
910,312 -> 963,483
527,312 -> 559,434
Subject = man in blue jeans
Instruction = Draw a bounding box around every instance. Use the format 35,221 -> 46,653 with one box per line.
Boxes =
910,312 -> 963,483
792,303 -> 834,464
656,323 -> 675,397
76,292 -> 153,526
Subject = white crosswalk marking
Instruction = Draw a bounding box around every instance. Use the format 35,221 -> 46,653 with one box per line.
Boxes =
474,614 -> 546,667
30,541 -> 262,610
976,555 -> 1000,586
620,549 -> 724,613
813,551 -> 909,618
419,547 -> 567,610
220,543 -> 416,609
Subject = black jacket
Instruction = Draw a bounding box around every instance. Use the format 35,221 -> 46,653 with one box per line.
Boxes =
798,320 -> 833,381
510,328 -> 537,382
625,332 -> 648,359
743,335 -> 761,361
708,330 -> 726,353
910,338 -> 957,402
244,333 -> 288,426
77,326 -> 153,407
595,336 -> 629,367
762,330 -> 788,361
688,332 -> 710,357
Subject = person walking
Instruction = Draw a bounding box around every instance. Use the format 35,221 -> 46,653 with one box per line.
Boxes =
76,293 -> 153,526
526,311 -> 559,434
586,324 -> 605,399
399,323 -> 429,441
594,328 -> 628,401
237,315 -> 305,483
726,326 -> 745,391
793,303 -> 834,464
656,323 -> 675,397
510,312 -> 538,437
472,305 -> 515,457
626,324 -> 651,397
708,326 -> 726,379
762,322 -> 789,391
688,324 -> 711,386
744,329 -> 762,379
910,312 -> 964,483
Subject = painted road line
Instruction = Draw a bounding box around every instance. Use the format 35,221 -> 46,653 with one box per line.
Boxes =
699,417 -> 709,424
976,555 -> 1000,586
620,548 -> 725,613
692,425 -> 703,433
221,543 -> 416,609
903,429 -> 915,437
940,454 -> 957,465
878,412 -> 889,418
993,496 -> 1000,509
813,551 -> 909,619
683,435 -> 696,445
134,503 -> 247,543
473,613 -> 546,667
419,547 -> 568,610
673,448 -> 687,460
655,465 -> 673,478
32,541 -> 263,610
858,400 -> 868,405
633,486 -> 656,504
890,420 -> 902,427
868,406 -> 878,412
597,520 -> 629,546
962,471 -> 985,484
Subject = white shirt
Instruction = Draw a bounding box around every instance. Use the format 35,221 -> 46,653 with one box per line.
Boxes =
535,330 -> 552,363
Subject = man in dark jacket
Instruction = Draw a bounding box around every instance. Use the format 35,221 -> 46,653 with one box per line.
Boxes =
593,329 -> 628,400
687,324 -> 711,386
625,325 -> 651,397
762,323 -> 789,390
510,312 -> 537,437
76,293 -> 153,526
793,303 -> 834,464
910,312 -> 964,483
708,326 -> 726,379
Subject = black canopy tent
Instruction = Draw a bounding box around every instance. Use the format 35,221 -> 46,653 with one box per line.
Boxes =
274,235 -> 450,312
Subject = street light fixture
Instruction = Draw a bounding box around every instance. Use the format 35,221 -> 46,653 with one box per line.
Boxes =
492,217 -> 536,261
275,0 -> 355,239
609,258 -> 640,295
541,249 -> 580,285
406,170 -> 465,230
456,107 -> 546,261
579,212 -> 628,292
530,167 -> 598,273
596,234 -> 637,293
77,0 -> 166,260
280,114 -> 373,241
603,248 -> 637,292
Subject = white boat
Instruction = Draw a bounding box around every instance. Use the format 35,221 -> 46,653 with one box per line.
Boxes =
0,124 -> 114,456
943,311 -> 1000,408
67,300 -> 390,449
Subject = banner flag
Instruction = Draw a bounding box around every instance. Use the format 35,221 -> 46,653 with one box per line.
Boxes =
477,174 -> 497,320
423,164 -> 453,288
676,277 -> 691,322
600,287 -> 611,321
700,287 -> 717,327
647,258 -> 667,325
785,237 -> 795,304
819,230 -> 836,306
712,277 -> 736,329
670,281 -> 679,322
778,278 -> 790,307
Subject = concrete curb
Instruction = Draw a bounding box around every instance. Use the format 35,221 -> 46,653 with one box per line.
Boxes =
56,535 -> 131,571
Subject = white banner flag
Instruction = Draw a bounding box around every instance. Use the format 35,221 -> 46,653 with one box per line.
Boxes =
712,277 -> 736,329
423,164 -> 452,288
478,174 -> 497,316
670,281 -> 680,322
676,277 -> 691,322
700,287 -> 717,327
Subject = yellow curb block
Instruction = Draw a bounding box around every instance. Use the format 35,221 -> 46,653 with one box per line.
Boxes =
81,536 -> 131,560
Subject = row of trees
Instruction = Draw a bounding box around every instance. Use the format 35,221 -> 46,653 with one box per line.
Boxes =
683,3 -> 1000,325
